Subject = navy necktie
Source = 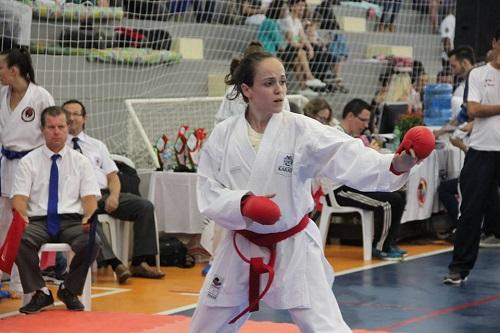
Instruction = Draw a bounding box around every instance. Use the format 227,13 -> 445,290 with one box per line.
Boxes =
72,137 -> 82,154
47,154 -> 61,236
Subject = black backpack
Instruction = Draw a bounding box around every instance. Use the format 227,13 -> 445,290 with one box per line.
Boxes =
159,235 -> 195,268
114,160 -> 141,196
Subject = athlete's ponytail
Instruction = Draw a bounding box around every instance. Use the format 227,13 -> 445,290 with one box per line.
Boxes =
0,46 -> 36,84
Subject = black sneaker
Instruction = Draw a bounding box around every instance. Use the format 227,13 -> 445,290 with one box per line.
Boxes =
57,285 -> 84,311
443,271 -> 468,285
19,290 -> 54,314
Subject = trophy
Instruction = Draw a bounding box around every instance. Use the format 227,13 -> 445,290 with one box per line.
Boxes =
186,128 -> 207,171
153,133 -> 169,171
173,125 -> 194,172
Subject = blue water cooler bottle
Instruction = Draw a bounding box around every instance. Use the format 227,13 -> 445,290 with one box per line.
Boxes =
423,84 -> 453,126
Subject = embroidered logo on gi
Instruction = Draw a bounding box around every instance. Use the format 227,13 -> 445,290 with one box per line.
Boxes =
207,275 -> 223,299
21,107 -> 35,122
276,153 -> 293,176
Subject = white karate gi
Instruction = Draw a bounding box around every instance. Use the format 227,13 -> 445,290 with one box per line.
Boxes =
189,111 -> 408,333
0,83 -> 55,197
203,86 -> 292,255
0,83 -> 54,292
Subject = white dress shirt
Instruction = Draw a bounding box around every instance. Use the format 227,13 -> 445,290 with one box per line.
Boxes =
11,144 -> 101,217
67,132 -> 118,190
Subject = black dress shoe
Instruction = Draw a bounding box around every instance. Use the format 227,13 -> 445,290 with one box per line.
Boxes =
57,285 -> 84,311
19,290 -> 54,314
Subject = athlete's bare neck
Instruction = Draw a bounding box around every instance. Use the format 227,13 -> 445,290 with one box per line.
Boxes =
246,109 -> 272,134
9,79 -> 29,110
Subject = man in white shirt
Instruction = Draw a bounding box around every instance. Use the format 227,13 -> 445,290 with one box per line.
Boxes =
62,99 -> 164,283
433,46 -> 476,138
12,106 -> 101,314
445,48 -> 500,284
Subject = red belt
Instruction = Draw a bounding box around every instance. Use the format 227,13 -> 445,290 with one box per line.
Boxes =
229,215 -> 309,324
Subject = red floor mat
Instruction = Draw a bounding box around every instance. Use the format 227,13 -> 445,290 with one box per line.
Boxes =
0,310 -> 386,332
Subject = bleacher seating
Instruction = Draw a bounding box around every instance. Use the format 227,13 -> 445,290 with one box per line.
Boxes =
25,0 -> 446,153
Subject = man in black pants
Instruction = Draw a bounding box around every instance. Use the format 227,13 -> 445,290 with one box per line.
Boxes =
445,48 -> 500,284
12,106 -> 101,313
63,99 -> 164,284
334,99 -> 407,260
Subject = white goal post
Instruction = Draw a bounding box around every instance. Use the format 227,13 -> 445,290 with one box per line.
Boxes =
124,95 -> 310,170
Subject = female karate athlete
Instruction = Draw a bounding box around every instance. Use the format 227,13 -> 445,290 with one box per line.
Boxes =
189,51 -> 430,333
0,46 -> 55,296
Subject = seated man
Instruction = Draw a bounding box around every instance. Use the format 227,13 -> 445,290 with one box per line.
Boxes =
12,106 -> 101,314
334,99 -> 407,260
63,99 -> 164,283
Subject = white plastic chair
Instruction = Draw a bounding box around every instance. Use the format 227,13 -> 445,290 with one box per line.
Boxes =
318,188 -> 375,261
98,153 -> 160,270
22,243 -> 92,311
98,214 -> 130,265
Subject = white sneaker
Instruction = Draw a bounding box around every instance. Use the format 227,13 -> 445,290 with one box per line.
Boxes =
479,235 -> 500,248
298,88 -> 319,98
305,78 -> 326,88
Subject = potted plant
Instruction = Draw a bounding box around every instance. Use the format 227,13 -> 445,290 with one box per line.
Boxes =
394,112 -> 423,142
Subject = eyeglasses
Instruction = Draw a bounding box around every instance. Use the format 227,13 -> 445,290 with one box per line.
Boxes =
315,115 -> 329,124
67,112 -> 83,117
356,116 -> 370,124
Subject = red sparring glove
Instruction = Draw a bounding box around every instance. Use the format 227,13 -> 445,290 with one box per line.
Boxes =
396,126 -> 435,159
241,195 -> 281,225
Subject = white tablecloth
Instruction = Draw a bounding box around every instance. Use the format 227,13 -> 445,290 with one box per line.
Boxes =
401,145 -> 464,223
147,145 -> 465,232
148,171 -> 204,233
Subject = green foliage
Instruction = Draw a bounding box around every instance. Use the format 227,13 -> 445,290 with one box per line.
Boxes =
395,113 -> 423,141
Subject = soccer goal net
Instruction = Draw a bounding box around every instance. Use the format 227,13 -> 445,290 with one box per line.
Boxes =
124,94 -> 310,170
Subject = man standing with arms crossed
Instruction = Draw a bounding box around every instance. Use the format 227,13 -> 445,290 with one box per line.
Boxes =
445,48 -> 500,284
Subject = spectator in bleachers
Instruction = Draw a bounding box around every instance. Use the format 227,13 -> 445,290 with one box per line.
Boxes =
436,66 -> 453,84
241,0 -> 268,25
334,98 -> 407,260
62,0 -> 110,7
313,0 -> 340,30
304,19 -> 349,94
411,60 -> 428,114
384,59 -> 415,113
63,99 -> 165,283
257,0 -> 287,56
0,46 -> 55,298
375,0 -> 402,32
439,6 -> 455,67
279,0 -> 326,97
192,0 -> 215,23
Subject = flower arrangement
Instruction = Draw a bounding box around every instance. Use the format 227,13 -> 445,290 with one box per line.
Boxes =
395,112 -> 424,142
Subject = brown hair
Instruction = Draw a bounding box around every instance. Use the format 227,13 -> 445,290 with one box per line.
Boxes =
225,51 -> 276,103
0,46 -> 36,84
303,98 -> 333,123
